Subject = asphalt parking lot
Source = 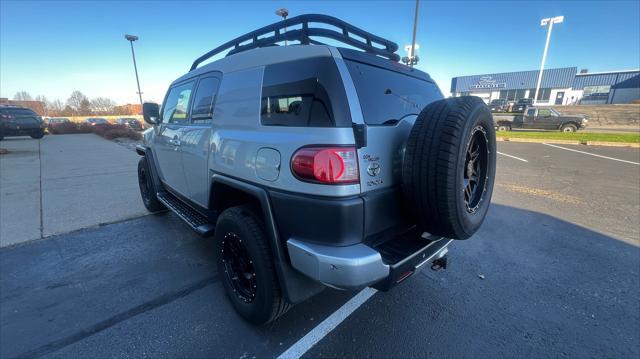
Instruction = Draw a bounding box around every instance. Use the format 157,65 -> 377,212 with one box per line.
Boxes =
1,141 -> 639,358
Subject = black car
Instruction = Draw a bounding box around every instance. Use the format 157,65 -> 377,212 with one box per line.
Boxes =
489,99 -> 508,112
512,98 -> 534,113
0,106 -> 46,140
116,117 -> 143,131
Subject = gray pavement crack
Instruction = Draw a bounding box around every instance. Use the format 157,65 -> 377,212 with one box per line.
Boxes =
15,276 -> 220,359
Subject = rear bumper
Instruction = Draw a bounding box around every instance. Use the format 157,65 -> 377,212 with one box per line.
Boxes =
1,125 -> 43,135
287,235 -> 452,290
270,188 -> 452,290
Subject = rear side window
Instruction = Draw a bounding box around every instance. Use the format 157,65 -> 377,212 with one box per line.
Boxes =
3,108 -> 37,117
261,58 -> 351,127
162,81 -> 194,124
191,76 -> 220,124
344,60 -> 441,125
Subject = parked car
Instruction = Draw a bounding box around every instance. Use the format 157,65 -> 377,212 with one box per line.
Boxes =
0,105 -> 46,140
136,14 -> 496,324
512,98 -> 534,112
494,107 -> 587,132
489,99 -> 508,112
116,117 -> 143,131
85,117 -> 109,126
47,117 -> 71,125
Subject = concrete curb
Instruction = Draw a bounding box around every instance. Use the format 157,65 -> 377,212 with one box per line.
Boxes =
497,137 -> 640,148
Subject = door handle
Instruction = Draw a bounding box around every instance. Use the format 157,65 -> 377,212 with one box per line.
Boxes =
169,138 -> 181,146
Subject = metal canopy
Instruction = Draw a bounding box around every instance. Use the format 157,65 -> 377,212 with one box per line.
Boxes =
189,14 -> 400,71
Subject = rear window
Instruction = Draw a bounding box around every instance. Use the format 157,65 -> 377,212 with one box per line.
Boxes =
2,108 -> 37,117
261,57 -> 351,127
344,60 -> 441,125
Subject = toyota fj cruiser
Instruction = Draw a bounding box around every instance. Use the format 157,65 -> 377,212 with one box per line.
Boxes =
137,14 -> 496,324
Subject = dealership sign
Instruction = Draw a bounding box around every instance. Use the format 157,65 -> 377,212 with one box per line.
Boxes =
470,76 -> 506,89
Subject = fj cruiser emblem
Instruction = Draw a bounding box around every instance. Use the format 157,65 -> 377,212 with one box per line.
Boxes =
367,163 -> 381,177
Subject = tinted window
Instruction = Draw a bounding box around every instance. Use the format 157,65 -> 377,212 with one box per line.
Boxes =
526,109 -> 537,117
261,58 -> 350,127
538,109 -> 552,117
345,60 -> 441,125
162,82 -> 194,124
4,108 -> 37,116
191,76 -> 220,124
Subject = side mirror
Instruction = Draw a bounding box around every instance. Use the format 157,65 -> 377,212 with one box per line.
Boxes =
142,102 -> 160,125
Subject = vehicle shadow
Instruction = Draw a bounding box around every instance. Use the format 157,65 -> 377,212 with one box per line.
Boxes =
1,204 -> 638,358
301,203 -> 640,358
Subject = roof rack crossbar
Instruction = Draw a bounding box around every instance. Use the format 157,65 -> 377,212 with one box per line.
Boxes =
189,14 -> 399,71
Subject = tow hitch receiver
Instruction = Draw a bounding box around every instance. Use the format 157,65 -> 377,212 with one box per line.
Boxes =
431,255 -> 448,271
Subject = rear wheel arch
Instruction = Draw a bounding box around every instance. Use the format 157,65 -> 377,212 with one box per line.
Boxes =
208,175 -> 325,304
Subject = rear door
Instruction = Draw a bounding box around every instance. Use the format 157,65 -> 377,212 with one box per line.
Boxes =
341,56 -> 443,195
153,80 -> 194,197
4,108 -> 41,132
181,74 -> 222,208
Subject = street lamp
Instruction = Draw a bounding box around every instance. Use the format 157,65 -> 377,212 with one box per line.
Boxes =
533,16 -> 564,104
275,8 -> 289,46
402,44 -> 420,66
125,34 -> 144,107
408,0 -> 420,67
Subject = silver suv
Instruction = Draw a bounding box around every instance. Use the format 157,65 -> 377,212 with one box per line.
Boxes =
137,14 -> 496,324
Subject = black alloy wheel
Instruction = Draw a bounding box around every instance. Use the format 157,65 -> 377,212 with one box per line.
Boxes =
463,126 -> 490,214
220,232 -> 257,303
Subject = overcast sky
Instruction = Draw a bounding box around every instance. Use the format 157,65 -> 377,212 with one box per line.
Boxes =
1,0 -> 639,104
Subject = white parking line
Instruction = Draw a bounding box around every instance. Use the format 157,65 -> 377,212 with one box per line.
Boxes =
497,151 -> 528,162
543,143 -> 640,165
277,287 -> 378,359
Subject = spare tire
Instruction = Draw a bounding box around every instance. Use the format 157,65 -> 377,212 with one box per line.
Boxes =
402,96 -> 496,239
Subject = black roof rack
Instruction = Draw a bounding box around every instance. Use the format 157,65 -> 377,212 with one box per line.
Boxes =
189,14 -> 400,71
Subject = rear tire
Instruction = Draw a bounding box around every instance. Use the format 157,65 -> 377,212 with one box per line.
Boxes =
30,130 -> 44,139
137,156 -> 165,212
497,124 -> 511,132
403,96 -> 496,240
214,206 -> 291,324
561,124 -> 577,132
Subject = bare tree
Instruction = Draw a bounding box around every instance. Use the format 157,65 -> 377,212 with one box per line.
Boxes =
13,91 -> 32,101
66,91 -> 89,115
90,97 -> 117,115
79,98 -> 92,116
49,99 -> 65,116
35,95 -> 49,116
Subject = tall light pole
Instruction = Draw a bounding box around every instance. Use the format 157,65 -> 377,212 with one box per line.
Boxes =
408,0 -> 420,67
534,16 -> 564,104
275,8 -> 289,46
125,34 -> 143,107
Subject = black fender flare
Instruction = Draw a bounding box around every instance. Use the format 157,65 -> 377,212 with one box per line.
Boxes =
136,145 -> 163,195
210,174 -> 325,304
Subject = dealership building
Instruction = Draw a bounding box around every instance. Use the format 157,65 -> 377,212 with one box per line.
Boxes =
450,67 -> 640,105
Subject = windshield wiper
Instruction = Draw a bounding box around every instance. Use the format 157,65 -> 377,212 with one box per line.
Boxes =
384,88 -> 419,109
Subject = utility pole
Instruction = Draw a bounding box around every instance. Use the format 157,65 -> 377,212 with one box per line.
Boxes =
534,16 -> 564,104
125,34 -> 143,107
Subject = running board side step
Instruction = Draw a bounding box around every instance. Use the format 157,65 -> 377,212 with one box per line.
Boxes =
156,191 -> 215,237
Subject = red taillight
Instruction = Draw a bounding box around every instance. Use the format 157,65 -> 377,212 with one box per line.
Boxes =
291,146 -> 359,184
